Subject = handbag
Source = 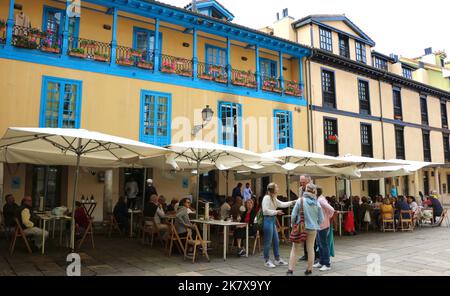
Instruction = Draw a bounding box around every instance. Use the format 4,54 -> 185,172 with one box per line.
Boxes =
290,198 -> 307,243
364,210 -> 371,223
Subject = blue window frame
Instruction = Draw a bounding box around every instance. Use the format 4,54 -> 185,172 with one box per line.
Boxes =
273,110 -> 293,150
402,67 -> 413,79
218,101 -> 242,148
40,76 -> 82,128
140,90 -> 172,146
42,6 -> 79,47
260,58 -> 278,78
133,27 -> 162,63
205,44 -> 227,66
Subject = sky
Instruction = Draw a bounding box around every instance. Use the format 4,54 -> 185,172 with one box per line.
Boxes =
161,0 -> 449,59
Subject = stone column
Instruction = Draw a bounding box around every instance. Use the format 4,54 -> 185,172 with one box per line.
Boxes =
0,163 -> 4,209
379,178 -> 386,197
414,171 -> 420,198
434,167 -> 440,195
103,169 -> 113,221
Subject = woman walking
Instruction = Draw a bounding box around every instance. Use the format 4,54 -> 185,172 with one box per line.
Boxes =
262,183 -> 296,268
287,183 -> 323,276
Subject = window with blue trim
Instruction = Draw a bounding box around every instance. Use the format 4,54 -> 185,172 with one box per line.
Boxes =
43,6 -> 79,47
260,58 -> 277,78
355,41 -> 366,64
40,77 -> 82,128
133,27 -> 162,63
319,27 -> 333,52
402,67 -> 413,79
218,102 -> 242,147
274,110 -> 292,150
140,91 -> 171,146
206,44 -> 226,66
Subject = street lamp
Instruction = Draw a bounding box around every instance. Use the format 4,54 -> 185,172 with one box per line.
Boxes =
192,105 -> 214,135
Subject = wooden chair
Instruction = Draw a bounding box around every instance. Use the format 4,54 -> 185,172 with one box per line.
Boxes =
381,211 -> 395,232
167,223 -> 186,256
184,224 -> 211,263
103,213 -> 122,237
142,217 -> 165,248
77,219 -> 95,249
433,209 -> 449,227
10,218 -> 32,255
399,210 -> 414,232
251,230 -> 262,255
276,218 -> 289,243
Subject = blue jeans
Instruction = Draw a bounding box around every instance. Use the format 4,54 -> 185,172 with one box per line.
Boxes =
263,216 -> 280,261
318,228 -> 330,267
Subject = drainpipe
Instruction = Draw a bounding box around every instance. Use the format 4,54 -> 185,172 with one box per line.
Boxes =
378,78 -> 386,160
306,52 -> 314,152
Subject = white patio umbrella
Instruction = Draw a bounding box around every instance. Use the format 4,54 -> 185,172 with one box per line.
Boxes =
334,154 -> 401,169
260,148 -> 348,199
0,127 -> 169,251
146,141 -> 280,217
357,159 -> 439,180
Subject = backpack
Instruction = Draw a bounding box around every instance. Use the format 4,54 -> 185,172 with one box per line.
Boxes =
255,209 -> 264,230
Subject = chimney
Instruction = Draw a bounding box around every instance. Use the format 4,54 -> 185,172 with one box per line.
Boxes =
425,47 -> 433,55
390,54 -> 399,63
282,8 -> 289,18
192,0 -> 197,12
276,12 -> 280,21
418,61 -> 425,69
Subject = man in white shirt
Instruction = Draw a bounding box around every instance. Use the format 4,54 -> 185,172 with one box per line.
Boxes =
220,198 -> 233,220
243,183 -> 253,202
125,178 -> 139,209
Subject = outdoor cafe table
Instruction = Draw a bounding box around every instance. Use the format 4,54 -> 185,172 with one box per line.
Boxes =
128,209 -> 142,237
35,213 -> 72,255
191,219 -> 248,261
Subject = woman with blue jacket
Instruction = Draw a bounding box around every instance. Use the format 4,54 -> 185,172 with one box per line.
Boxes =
287,183 -> 324,276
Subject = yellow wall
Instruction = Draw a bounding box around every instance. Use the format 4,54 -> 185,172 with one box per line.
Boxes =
296,26 -> 311,47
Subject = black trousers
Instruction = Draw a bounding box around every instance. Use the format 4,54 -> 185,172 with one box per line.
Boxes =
127,198 -> 137,209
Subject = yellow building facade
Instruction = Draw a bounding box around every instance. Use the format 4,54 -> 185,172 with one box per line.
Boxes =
265,13 -> 450,203
0,0 -> 310,220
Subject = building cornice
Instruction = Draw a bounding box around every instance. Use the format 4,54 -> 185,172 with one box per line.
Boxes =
311,48 -> 450,99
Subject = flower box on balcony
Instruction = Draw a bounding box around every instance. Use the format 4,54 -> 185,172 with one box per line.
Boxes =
262,85 -> 273,92
130,50 -> 142,57
272,87 -> 282,94
326,135 -> 339,145
69,48 -> 87,59
284,90 -> 295,96
214,76 -> 228,84
209,65 -> 222,73
246,82 -> 256,88
117,59 -> 134,66
198,73 -> 213,80
179,70 -> 193,77
41,46 -> 60,54
232,80 -> 246,86
161,67 -> 176,74
137,62 -> 154,70
94,54 -> 109,62
394,115 -> 403,120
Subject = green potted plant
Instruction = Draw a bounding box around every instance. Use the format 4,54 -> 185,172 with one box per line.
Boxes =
178,68 -> 192,77
13,35 -> 38,49
161,60 -> 176,73
272,86 -> 282,94
137,58 -> 153,70
214,74 -> 227,84
0,20 -> 6,31
326,134 -> 339,145
198,71 -> 213,80
117,55 -> 134,66
94,51 -> 109,62
68,47 -> 87,59
130,49 -> 142,57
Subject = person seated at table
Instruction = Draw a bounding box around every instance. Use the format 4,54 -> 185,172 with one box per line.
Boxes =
233,199 -> 257,257
394,196 -> 411,223
380,197 -> 394,223
426,196 -> 443,222
166,198 -> 178,214
174,198 -> 194,238
158,195 -> 167,212
113,196 -> 129,234
19,196 -> 48,250
220,197 -> 233,220
3,194 -> 19,228
407,196 -> 421,223
144,194 -> 169,240
74,201 -> 90,237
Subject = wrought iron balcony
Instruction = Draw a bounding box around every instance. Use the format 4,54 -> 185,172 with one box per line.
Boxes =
160,54 -> 193,77
197,62 -> 228,84
261,75 -> 282,94
231,69 -> 256,89
284,80 -> 303,97
11,25 -> 62,54
68,36 -> 111,62
0,20 -> 6,44
116,45 -> 154,69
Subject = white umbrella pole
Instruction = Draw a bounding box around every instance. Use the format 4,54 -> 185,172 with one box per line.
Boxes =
70,147 -> 82,251
196,161 -> 200,219
142,168 -> 147,210
286,172 -> 291,215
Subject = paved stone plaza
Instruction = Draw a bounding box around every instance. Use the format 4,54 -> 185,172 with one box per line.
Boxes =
1,226 -> 449,276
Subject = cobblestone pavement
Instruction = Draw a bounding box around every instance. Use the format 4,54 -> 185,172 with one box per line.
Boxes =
1,226 -> 450,276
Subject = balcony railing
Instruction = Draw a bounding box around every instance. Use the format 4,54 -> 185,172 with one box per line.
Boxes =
68,36 -> 111,62
261,75 -> 282,94
116,45 -> 154,69
160,54 -> 193,77
0,21 -> 6,44
197,62 -> 228,84
284,80 -> 303,97
231,69 -> 256,89
11,25 -> 63,54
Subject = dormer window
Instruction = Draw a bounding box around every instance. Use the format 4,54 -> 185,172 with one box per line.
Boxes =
185,1 -> 234,22
319,27 -> 333,52
402,67 -> 413,79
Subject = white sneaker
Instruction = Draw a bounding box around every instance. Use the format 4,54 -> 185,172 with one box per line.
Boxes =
264,260 -> 276,268
319,265 -> 331,272
313,262 -> 322,268
274,258 -> 288,266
